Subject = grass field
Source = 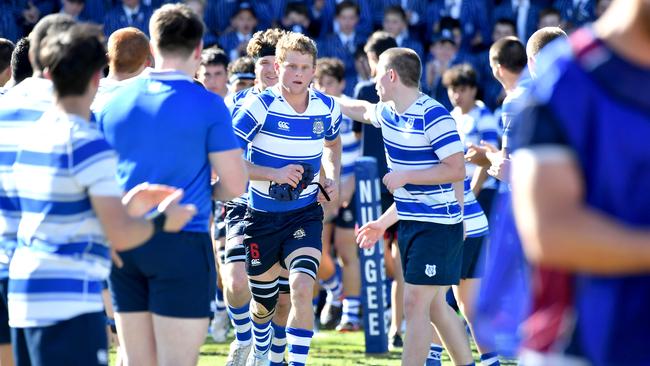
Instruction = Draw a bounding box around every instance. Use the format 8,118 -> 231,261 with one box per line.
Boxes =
110,330 -> 517,365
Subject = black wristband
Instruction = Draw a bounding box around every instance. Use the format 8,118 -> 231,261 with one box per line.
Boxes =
146,211 -> 167,233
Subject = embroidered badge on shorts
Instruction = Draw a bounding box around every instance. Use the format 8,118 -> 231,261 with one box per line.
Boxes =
293,228 -> 306,239
425,264 -> 437,277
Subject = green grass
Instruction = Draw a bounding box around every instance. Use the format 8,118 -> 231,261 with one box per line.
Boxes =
111,330 -> 517,365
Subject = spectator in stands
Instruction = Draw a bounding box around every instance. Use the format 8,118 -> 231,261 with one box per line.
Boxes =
382,6 -> 424,60
537,7 -> 562,29
104,0 -> 153,37
425,0 -> 491,51
319,1 -> 367,96
218,3 -> 257,62
0,38 -> 14,87
227,56 -> 255,93
553,0 -> 596,29
369,0 -> 427,34
281,2 -> 318,38
60,0 -> 87,20
0,2 -> 21,42
184,0 -> 218,47
315,0 -> 372,39
425,28 -> 459,109
8,38 -> 33,87
197,47 -> 229,97
492,0 -> 542,43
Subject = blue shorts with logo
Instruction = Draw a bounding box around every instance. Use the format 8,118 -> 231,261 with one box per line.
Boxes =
109,231 -> 216,318
12,311 -> 108,366
398,221 -> 464,286
243,203 -> 323,277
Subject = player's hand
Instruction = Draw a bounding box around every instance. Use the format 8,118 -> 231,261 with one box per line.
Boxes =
356,220 -> 386,249
382,171 -> 407,193
465,140 -> 498,167
156,189 -> 198,232
487,155 -> 511,182
272,164 -> 304,188
318,178 -> 338,203
122,183 -> 178,217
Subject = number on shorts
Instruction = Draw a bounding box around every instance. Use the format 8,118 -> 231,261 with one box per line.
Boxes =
250,243 -> 260,259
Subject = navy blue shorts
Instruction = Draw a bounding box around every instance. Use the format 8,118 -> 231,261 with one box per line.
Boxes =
12,312 -> 108,366
0,278 -> 10,344
223,201 -> 248,264
398,221 -> 464,286
109,231 -> 216,318
461,235 -> 486,279
333,197 -> 356,229
243,203 -> 324,277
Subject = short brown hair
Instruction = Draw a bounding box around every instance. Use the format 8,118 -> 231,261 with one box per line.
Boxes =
39,23 -> 107,97
29,14 -> 76,72
149,4 -> 204,57
107,27 -> 150,74
363,31 -> 396,58
442,63 -> 478,89
379,47 -> 421,88
526,26 -> 567,58
315,57 -> 345,82
275,32 -> 317,66
489,36 -> 527,73
246,28 -> 285,59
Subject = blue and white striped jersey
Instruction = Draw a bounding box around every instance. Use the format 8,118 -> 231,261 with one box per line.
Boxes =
339,95 -> 361,179
462,177 -> 488,237
233,85 -> 341,212
225,86 -> 259,115
451,101 -> 500,189
0,78 -> 53,280
9,111 -> 122,328
370,94 -> 464,225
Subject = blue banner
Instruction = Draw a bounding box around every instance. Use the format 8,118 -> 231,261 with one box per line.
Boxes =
354,157 -> 388,354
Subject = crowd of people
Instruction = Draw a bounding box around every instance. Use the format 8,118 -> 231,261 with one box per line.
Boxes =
1,0 -> 649,366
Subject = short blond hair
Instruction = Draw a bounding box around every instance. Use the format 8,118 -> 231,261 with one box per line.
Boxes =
275,32 -> 317,65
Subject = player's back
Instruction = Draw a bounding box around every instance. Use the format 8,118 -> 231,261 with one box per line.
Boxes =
517,28 -> 650,364
98,69 -> 234,232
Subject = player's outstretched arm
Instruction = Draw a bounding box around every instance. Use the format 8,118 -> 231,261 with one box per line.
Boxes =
332,96 -> 376,124
92,189 -> 197,251
357,203 -> 398,249
512,146 -> 650,274
382,152 -> 466,193
209,149 -> 248,201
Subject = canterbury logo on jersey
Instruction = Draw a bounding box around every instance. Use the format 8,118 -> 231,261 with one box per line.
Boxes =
278,121 -> 290,130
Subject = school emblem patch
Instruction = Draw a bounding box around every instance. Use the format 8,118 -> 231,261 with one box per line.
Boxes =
293,228 -> 306,239
425,264 -> 437,277
313,119 -> 325,134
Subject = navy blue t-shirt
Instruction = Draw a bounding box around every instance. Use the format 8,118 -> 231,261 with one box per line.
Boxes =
97,70 -> 241,232
514,28 -> 650,365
